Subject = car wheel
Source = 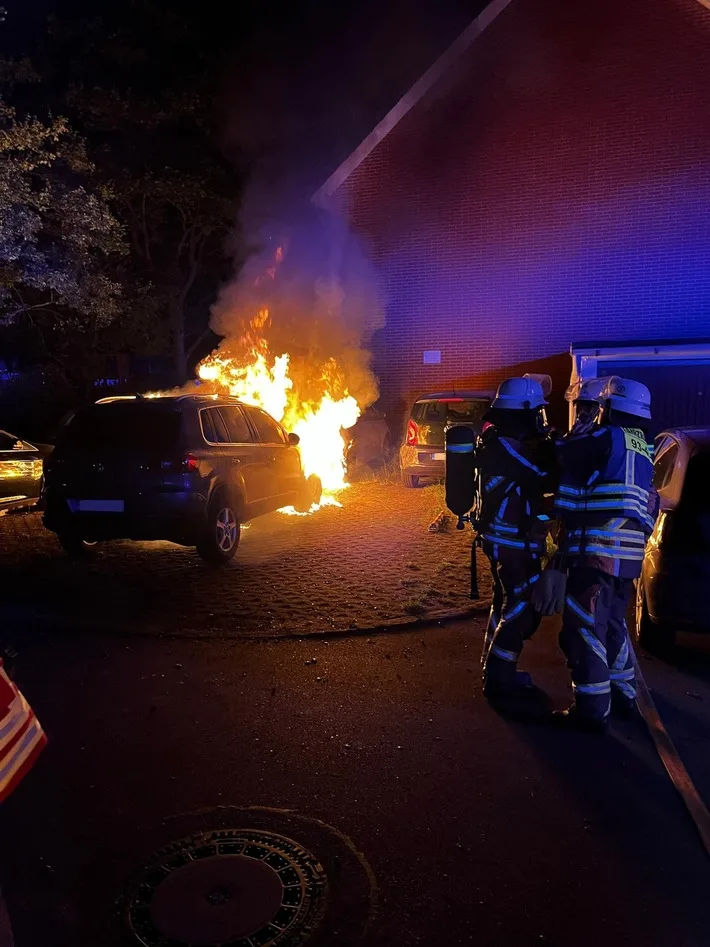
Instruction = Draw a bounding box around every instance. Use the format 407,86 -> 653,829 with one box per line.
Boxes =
197,497 -> 240,564
294,474 -> 322,513
57,531 -> 98,558
635,579 -> 676,654
401,471 -> 420,488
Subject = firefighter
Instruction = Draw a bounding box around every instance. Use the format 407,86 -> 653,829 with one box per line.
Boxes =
565,376 -> 611,437
479,377 -> 557,711
533,376 -> 659,733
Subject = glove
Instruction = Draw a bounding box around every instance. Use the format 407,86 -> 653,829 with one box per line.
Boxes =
531,568 -> 567,616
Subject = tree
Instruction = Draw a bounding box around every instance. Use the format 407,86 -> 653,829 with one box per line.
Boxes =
0,93 -> 124,330
43,2 -> 241,383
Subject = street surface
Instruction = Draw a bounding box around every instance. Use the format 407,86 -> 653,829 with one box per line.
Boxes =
0,484 -> 487,637
1,485 -> 710,946
3,616 -> 710,946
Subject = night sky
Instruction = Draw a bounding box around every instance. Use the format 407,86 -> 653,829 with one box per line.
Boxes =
4,0 -> 490,197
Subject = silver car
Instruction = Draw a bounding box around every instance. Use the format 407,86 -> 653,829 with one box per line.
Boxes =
635,427 -> 710,652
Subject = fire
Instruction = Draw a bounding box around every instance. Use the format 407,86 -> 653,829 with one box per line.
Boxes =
196,309 -> 361,499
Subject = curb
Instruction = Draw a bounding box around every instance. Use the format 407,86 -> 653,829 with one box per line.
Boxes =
3,603 -> 490,645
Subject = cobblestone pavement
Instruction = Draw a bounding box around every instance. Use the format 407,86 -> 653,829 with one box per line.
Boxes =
0,483 -> 491,638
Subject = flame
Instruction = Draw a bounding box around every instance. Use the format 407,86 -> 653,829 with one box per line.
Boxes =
196,309 -> 360,501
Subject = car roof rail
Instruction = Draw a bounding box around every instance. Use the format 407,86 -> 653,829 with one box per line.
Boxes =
95,394 -> 144,404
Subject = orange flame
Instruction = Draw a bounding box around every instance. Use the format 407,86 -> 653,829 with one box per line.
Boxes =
197,309 -> 360,498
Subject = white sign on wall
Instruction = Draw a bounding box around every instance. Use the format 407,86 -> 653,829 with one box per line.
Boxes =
423,350 -> 441,365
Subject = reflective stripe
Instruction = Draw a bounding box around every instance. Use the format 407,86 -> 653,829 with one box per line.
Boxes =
558,482 -> 650,499
504,600 -> 528,621
573,681 -> 612,695
499,438 -> 545,475
565,595 -> 594,626
568,528 -> 646,543
612,635 -> 629,672
447,443 -> 474,453
484,476 -> 505,493
514,573 -> 540,595
566,544 -> 645,561
481,533 -> 543,551
490,645 -> 518,662
576,624 -> 608,663
613,680 -> 636,700
610,667 -> 635,682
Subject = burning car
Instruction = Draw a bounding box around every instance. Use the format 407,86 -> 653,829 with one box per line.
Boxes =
342,405 -> 392,474
42,395 -> 322,563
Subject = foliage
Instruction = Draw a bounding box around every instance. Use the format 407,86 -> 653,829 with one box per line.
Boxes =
45,1 -> 241,381
0,94 -> 125,328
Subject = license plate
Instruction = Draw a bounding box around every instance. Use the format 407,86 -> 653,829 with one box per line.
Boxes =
432,453 -> 446,461
71,499 -> 125,513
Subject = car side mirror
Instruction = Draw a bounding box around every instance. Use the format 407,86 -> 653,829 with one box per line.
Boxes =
288,432 -> 300,447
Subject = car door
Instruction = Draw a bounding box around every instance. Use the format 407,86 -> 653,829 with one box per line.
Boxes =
0,430 -> 42,508
242,406 -> 299,508
200,405 -> 269,513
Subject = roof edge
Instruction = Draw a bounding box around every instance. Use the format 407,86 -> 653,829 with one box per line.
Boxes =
312,0 -> 516,207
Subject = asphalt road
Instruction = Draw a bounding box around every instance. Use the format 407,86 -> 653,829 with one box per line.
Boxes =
2,616 -> 710,946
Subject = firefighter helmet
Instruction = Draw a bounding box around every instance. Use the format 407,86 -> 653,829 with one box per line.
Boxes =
564,376 -> 611,406
600,375 -> 652,420
491,376 -> 548,411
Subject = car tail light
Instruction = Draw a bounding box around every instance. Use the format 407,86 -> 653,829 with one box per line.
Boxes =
162,453 -> 199,473
406,419 -> 419,446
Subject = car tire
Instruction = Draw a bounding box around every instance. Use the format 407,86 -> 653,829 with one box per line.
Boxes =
401,471 -> 420,488
196,495 -> 240,565
57,531 -> 98,558
294,475 -> 322,513
635,579 -> 676,655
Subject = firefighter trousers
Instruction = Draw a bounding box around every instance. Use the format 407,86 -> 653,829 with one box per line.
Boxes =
560,567 -> 636,721
483,556 -> 542,684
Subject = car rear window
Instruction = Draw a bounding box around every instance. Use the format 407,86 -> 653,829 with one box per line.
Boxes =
411,399 -> 489,423
60,402 -> 182,452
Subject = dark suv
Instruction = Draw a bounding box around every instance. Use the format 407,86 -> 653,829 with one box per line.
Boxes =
399,390 -> 493,487
43,395 -> 322,564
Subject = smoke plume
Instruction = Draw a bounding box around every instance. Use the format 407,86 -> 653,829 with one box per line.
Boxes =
208,195 -> 384,412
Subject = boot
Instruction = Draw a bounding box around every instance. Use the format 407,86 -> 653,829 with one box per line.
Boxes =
611,690 -> 637,720
484,671 -> 549,719
550,705 -> 608,735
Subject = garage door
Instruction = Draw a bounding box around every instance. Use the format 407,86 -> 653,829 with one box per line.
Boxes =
605,362 -> 710,438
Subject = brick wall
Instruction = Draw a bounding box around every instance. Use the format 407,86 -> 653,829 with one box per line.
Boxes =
330,0 -> 710,430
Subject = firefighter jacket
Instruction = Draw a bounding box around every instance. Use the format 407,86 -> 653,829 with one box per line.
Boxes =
478,430 -> 556,562
553,425 -> 659,579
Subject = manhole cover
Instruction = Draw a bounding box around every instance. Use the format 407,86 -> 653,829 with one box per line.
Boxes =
125,829 -> 327,947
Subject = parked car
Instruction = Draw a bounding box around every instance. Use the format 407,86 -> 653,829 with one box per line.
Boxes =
42,394 -> 322,564
399,390 -> 494,487
343,405 -> 392,473
635,427 -> 710,652
0,430 -> 44,513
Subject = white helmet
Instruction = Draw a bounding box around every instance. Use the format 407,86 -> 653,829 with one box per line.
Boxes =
564,376 -> 611,405
600,375 -> 651,420
492,376 -> 548,411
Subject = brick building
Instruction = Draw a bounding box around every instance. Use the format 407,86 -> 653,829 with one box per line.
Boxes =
315,0 -> 710,434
